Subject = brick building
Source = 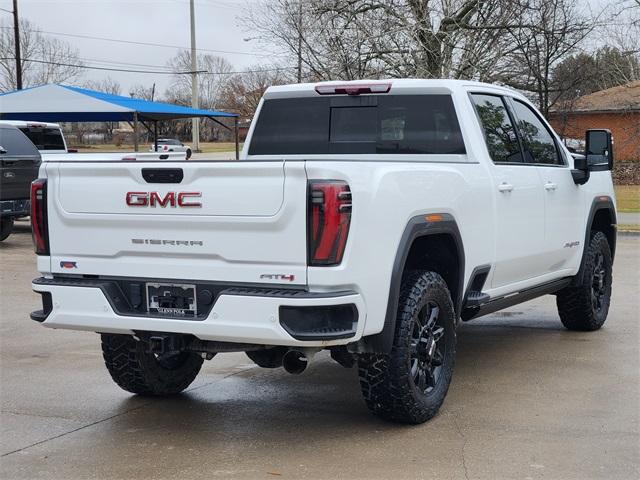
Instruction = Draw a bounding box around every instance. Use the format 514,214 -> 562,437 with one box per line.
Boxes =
548,81 -> 640,161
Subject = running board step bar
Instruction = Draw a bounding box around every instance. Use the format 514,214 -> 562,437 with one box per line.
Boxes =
461,277 -> 571,322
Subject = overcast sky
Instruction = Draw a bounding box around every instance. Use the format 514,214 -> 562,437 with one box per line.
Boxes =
2,0 -> 621,97
2,0 -> 272,95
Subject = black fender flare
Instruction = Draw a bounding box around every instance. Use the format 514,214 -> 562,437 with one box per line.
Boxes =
362,213 -> 465,353
571,196 -> 617,286
585,196 -> 617,256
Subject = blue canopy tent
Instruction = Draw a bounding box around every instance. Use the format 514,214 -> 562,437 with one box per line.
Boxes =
0,84 -> 240,157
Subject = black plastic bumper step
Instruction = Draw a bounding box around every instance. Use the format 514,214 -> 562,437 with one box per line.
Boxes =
465,291 -> 490,307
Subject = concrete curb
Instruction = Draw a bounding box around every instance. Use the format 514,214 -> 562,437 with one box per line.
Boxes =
618,230 -> 640,237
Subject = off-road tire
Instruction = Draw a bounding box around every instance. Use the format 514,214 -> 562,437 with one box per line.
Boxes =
358,271 -> 456,424
556,231 -> 613,331
0,217 -> 14,241
246,347 -> 287,368
101,334 -> 203,395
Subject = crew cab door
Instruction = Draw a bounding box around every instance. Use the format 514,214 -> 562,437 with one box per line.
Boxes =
470,94 -> 547,289
508,99 -> 585,275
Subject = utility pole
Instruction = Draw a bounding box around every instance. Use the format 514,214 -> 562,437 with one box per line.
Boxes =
12,0 -> 22,90
189,0 -> 200,152
296,0 -> 302,83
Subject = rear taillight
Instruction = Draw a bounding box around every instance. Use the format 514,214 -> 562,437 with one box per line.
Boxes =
30,179 -> 49,255
308,181 -> 352,266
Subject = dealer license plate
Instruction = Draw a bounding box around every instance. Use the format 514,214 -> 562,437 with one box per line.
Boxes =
146,282 -> 197,317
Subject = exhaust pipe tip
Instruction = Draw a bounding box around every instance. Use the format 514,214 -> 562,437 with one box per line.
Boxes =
282,350 -> 308,374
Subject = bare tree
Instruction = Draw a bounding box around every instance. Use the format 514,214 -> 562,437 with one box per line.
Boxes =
79,77 -> 123,142
244,0 -> 524,81
129,84 -> 155,101
498,0 -> 595,115
219,65 -> 288,120
163,51 -> 235,141
83,77 -> 121,95
0,19 -> 84,92
165,51 -> 233,109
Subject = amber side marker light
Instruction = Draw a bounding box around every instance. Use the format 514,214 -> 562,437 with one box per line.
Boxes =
424,214 -> 444,223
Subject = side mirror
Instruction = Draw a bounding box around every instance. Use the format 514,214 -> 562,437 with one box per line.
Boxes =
585,129 -> 613,171
571,155 -> 589,185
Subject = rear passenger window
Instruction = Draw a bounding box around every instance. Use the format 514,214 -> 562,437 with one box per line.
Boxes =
511,100 -> 561,165
471,94 -> 522,163
0,127 -> 40,157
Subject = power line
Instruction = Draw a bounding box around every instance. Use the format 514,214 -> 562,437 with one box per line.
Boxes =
200,66 -> 297,75
0,25 -> 279,58
72,56 -> 176,71
0,57 -> 201,74
1,56 -> 298,76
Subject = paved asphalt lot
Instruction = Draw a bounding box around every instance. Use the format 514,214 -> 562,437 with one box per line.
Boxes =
1,221 -> 639,480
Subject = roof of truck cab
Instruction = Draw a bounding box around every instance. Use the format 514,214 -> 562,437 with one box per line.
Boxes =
263,79 -> 527,100
0,120 -> 62,129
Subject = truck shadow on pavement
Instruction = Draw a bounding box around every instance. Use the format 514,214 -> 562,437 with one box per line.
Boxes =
107,317 -> 588,439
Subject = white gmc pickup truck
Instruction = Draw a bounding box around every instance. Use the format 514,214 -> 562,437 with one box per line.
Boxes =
30,80 -> 617,424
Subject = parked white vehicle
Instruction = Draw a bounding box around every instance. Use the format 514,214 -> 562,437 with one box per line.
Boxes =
0,120 -> 68,153
30,79 -> 617,424
149,138 -> 192,159
0,121 -> 187,161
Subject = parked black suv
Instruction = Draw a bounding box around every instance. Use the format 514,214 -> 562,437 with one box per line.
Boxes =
0,124 -> 41,241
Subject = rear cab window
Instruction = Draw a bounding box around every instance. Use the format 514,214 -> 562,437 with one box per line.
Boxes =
248,95 -> 466,156
18,126 -> 66,151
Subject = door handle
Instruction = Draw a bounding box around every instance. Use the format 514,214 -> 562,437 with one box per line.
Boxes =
544,182 -> 558,191
498,182 -> 513,192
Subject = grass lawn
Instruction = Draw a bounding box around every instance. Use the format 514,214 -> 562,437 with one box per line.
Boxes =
73,142 -> 240,153
614,185 -> 640,213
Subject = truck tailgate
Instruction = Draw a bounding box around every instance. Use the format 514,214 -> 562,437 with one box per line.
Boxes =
44,161 -> 308,285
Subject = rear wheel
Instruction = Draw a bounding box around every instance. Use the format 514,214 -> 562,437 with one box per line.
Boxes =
0,217 -> 14,241
358,271 -> 456,424
101,334 -> 203,395
556,231 -> 613,331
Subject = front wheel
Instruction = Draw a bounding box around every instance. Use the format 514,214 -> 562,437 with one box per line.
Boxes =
358,271 -> 456,424
556,231 -> 613,331
101,334 -> 203,395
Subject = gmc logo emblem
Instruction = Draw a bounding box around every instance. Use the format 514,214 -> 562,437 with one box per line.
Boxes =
126,191 -> 202,208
